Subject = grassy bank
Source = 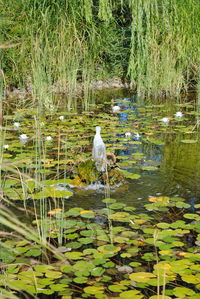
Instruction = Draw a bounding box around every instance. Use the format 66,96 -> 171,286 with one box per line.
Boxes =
1,0 -> 200,108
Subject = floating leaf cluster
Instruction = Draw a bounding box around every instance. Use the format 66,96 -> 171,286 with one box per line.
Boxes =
1,197 -> 200,298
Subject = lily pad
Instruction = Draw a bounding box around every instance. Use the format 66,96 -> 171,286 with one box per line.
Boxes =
31,186 -> 73,199
65,252 -> 84,260
181,139 -> 197,144
84,286 -> 104,295
129,272 -> 156,282
119,169 -> 141,179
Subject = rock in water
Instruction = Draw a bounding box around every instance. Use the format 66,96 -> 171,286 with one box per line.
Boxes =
77,160 -> 99,184
92,126 -> 106,171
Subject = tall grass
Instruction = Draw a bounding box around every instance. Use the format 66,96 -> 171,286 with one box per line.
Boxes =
1,0 -> 200,109
128,0 -> 200,97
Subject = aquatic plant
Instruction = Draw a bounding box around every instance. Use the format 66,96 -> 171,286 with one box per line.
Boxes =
1,195 -> 200,298
161,117 -> 170,124
175,111 -> 183,118
1,92 -> 200,298
1,0 -> 200,109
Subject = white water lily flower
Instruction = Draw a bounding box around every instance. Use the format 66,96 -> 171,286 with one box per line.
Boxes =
20,134 -> 28,140
3,144 -> 9,149
125,132 -> 131,138
59,115 -> 64,120
19,134 -> 28,143
40,122 -> 45,127
161,117 -> 169,124
46,136 -> 52,141
112,105 -> 121,113
14,122 -> 20,128
175,111 -> 183,118
134,133 -> 141,138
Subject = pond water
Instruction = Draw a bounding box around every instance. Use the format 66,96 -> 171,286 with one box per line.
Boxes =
72,94 -> 200,212
2,90 -> 200,299
2,89 -> 200,214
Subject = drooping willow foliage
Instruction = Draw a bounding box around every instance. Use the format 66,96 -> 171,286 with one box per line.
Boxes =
1,0 -> 200,107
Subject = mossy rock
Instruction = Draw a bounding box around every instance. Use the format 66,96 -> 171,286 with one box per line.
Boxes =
102,168 -> 126,186
77,160 -> 100,184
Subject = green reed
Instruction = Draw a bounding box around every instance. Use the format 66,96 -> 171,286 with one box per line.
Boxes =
1,0 -> 200,108
128,0 -> 200,98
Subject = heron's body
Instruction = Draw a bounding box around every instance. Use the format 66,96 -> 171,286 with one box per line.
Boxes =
92,126 -> 106,171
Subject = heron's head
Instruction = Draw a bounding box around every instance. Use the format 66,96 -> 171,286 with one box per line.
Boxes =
96,126 -> 101,133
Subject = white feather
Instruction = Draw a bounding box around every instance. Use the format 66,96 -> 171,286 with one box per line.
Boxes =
92,126 -> 106,171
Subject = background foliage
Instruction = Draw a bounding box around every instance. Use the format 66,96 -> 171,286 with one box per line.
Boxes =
1,0 -> 200,102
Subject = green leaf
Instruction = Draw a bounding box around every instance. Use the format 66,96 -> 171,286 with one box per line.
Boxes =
173,287 -> 195,297
65,252 -> 83,260
146,138 -> 165,145
78,237 -> 94,244
141,166 -> 158,171
102,198 -> 116,204
90,267 -> 105,276
31,186 -> 73,199
109,203 -> 126,209
181,139 -> 197,144
25,248 -> 41,257
84,286 -> 104,295
108,284 -> 127,292
73,277 -> 88,284
120,170 -> 141,180
45,271 -> 62,279
50,284 -> 68,291
119,290 -> 144,299
129,272 -> 156,282
98,244 -> 121,255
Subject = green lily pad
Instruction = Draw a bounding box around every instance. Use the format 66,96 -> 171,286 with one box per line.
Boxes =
74,269 -> 90,277
65,252 -> 83,260
50,283 -> 68,291
31,186 -> 73,199
141,166 -> 158,171
0,248 -> 16,263
90,267 -> 105,276
109,203 -> 126,209
120,169 -> 141,179
45,270 -> 62,279
73,260 -> 94,271
78,237 -> 94,244
25,248 -> 41,257
98,244 -> 121,255
73,277 -> 88,284
108,284 -> 127,292
173,287 -> 196,297
146,138 -> 165,145
84,286 -> 104,295
129,272 -> 156,282
110,212 -> 130,222
102,198 -> 116,204
181,139 -> 197,144
119,290 -> 144,299
149,296 -> 172,299
80,210 -> 95,218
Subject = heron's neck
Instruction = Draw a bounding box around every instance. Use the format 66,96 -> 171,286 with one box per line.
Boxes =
96,127 -> 101,134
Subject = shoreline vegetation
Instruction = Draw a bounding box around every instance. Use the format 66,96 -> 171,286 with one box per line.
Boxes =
1,0 -> 200,109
